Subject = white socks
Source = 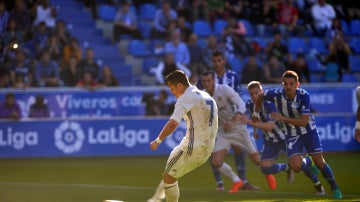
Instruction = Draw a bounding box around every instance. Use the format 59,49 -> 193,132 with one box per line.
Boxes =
164,181 -> 179,202
149,180 -> 165,201
218,162 -> 241,183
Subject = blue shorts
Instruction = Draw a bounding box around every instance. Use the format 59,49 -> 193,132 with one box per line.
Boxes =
260,140 -> 287,161
285,130 -> 323,159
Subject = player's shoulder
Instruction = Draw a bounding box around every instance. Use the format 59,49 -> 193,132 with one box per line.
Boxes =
225,69 -> 240,78
296,88 -> 309,96
264,88 -> 283,95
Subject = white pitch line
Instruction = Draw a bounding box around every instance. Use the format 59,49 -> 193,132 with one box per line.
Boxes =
0,182 -> 359,198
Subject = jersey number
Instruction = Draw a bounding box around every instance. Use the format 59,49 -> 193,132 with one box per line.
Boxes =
206,99 -> 215,126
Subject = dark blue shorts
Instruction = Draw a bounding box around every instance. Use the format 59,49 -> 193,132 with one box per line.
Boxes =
285,130 -> 323,158
260,140 -> 287,161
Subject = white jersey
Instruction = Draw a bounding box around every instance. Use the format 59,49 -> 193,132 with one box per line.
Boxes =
170,85 -> 218,157
212,84 -> 246,133
209,84 -> 258,154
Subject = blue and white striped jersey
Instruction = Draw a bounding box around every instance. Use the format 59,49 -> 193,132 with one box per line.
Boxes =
263,88 -> 317,137
215,69 -> 241,95
246,99 -> 285,143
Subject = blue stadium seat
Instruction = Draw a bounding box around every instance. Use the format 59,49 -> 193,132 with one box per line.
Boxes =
350,20 -> 360,35
307,59 -> 326,73
130,4 -> 137,16
340,20 -> 350,35
139,3 -> 157,21
142,58 -> 159,75
98,4 -> 117,21
128,40 -> 152,57
239,19 -> 254,36
349,55 -> 360,72
213,19 -> 227,36
308,37 -> 328,54
193,20 -> 212,37
342,73 -> 358,83
197,38 -> 207,49
310,74 -> 324,83
226,56 -> 243,73
288,37 -> 308,54
138,21 -> 152,38
349,37 -> 360,54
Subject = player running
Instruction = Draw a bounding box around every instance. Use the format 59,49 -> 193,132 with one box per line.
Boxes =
239,81 -> 325,193
200,69 -> 274,193
252,71 -> 343,199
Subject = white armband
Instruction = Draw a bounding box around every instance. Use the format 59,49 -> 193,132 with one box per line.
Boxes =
252,112 -> 260,118
355,121 -> 360,129
155,137 -> 162,144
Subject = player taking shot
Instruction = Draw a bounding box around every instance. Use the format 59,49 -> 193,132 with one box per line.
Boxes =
148,70 -> 218,202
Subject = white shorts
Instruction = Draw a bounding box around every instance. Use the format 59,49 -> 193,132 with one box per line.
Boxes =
164,145 -> 210,179
213,124 -> 258,154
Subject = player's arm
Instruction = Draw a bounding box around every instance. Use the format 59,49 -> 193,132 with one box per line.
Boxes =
150,119 -> 179,150
252,92 -> 264,122
271,112 -> 309,127
239,113 -> 275,132
225,86 -> 245,131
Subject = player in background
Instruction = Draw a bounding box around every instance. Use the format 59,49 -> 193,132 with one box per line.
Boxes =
209,50 -> 259,191
252,70 -> 342,199
239,81 -> 325,193
148,70 -> 218,202
200,70 -> 273,193
355,86 -> 360,142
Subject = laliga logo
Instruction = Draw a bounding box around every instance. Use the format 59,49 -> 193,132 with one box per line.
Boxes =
55,121 -> 85,154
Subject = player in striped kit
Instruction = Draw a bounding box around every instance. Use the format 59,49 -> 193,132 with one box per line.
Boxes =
240,81 -> 325,193
252,70 -> 342,199
148,70 -> 218,202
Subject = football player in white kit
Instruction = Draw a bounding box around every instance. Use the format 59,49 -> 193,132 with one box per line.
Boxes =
200,69 -> 266,193
148,70 -> 218,202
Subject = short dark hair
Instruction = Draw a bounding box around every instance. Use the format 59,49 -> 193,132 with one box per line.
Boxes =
211,50 -> 225,59
165,70 -> 190,87
282,70 -> 299,82
247,81 -> 262,90
200,68 -> 215,79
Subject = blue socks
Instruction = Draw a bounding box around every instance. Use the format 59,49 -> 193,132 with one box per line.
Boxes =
320,163 -> 339,190
234,151 -> 247,182
261,163 -> 287,175
301,156 -> 320,184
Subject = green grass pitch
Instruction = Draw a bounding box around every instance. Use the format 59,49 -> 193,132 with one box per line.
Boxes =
0,152 -> 359,202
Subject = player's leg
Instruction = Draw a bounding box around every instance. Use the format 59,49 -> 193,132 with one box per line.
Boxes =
209,156 -> 225,191
212,148 -> 243,193
232,128 -> 259,190
305,131 -> 342,198
300,155 -> 325,195
233,148 -> 247,183
211,136 -> 231,191
311,153 -> 342,199
147,180 -> 165,202
163,173 -> 179,202
260,142 -> 288,175
259,142 -> 289,189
